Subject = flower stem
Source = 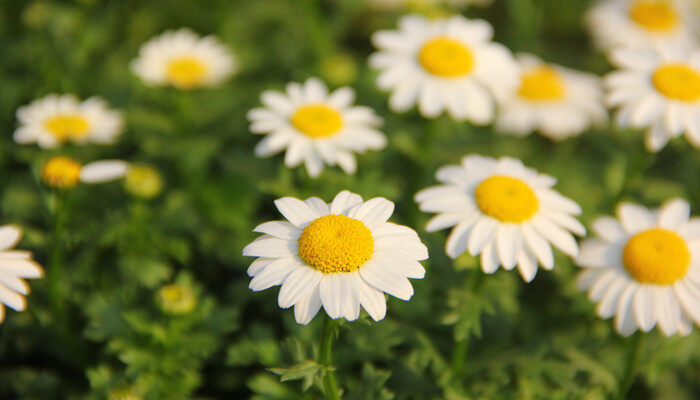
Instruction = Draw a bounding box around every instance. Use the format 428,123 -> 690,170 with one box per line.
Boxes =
616,333 -> 645,400
319,315 -> 341,400
48,190 -> 68,322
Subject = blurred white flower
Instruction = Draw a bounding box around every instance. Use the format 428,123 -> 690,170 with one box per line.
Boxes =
243,191 -> 428,324
14,94 -> 123,148
0,225 -> 43,324
367,0 -> 493,11
605,44 -> 700,151
586,0 -> 697,52
576,199 -> 700,336
131,28 -> 236,89
41,157 -> 130,189
248,78 -> 386,178
369,14 -> 518,123
496,53 -> 608,140
415,155 -> 585,282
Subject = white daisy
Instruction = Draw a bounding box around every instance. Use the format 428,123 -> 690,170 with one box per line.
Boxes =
606,44 -> 700,151
248,78 -> 386,178
41,157 -> 131,189
130,28 -> 236,90
576,199 -> 700,336
495,53 -> 608,140
14,94 -> 123,148
243,190 -> 428,324
367,0 -> 493,11
0,225 -> 44,324
415,155 -> 585,282
369,14 -> 519,123
586,0 -> 697,51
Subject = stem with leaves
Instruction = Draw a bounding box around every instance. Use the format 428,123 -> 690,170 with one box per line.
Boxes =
319,315 -> 341,400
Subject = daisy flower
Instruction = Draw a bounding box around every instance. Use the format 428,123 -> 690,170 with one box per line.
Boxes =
586,0 -> 697,51
369,14 -> 519,123
495,54 -> 608,140
41,157 -> 131,189
248,78 -> 386,178
243,190 -> 428,324
14,94 -> 123,148
130,28 -> 236,90
576,199 -> 699,336
0,225 -> 44,323
367,0 -> 493,11
415,155 -> 585,282
606,45 -> 700,151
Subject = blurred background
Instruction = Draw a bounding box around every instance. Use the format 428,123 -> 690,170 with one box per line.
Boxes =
0,0 -> 698,399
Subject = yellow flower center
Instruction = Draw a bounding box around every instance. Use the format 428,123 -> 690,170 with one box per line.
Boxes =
652,63 -> 700,102
629,0 -> 678,32
418,37 -> 474,78
166,57 -> 208,89
41,156 -> 82,189
124,165 -> 163,199
44,114 -> 90,141
474,176 -> 539,223
291,104 -> 343,138
623,228 -> 690,285
298,214 -> 374,274
517,66 -> 566,102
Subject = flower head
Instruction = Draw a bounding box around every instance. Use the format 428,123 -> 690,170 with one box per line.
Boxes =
0,225 -> 43,324
124,165 -> 163,199
576,199 -> 699,336
586,0 -> 697,52
496,54 -> 607,140
248,78 -> 386,178
157,283 -> 197,315
606,44 -> 700,151
14,94 -> 123,148
369,14 -> 518,123
415,155 -> 585,282
131,28 -> 236,89
243,191 -> 428,324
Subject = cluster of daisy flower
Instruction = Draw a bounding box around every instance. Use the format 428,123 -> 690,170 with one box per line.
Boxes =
244,7 -> 699,341
2,0 -> 698,358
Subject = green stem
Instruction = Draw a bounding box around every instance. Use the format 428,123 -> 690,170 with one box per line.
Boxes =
615,333 -> 644,400
319,316 -> 341,400
48,190 -> 68,321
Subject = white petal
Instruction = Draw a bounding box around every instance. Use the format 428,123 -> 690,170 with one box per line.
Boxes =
274,197 -> 319,227
319,273 -> 359,320
517,250 -> 538,282
658,198 -> 690,230
0,275 -> 29,295
293,285 -> 322,325
675,281 -> 700,325
330,191 -> 363,215
592,217 -> 627,243
355,273 -> 387,321
576,239 -> 620,269
522,224 -> 554,270
0,284 -> 25,311
349,197 -> 394,229
615,285 -> 638,337
373,251 -> 426,279
248,257 -> 303,291
617,203 -> 655,234
531,216 -> 579,257
0,226 -> 22,251
242,237 -> 298,258
278,266 -> 323,308
655,287 -> 680,336
425,212 -> 471,232
374,236 -> 429,262
480,242 -> 500,274
0,259 -> 44,278
445,216 -> 479,259
633,286 -> 656,332
467,218 -> 498,255
253,221 -> 301,240
359,258 -> 414,300
247,257 -> 274,277
79,160 -> 130,183
304,197 -> 330,216
596,275 -> 627,319
496,225 -> 521,270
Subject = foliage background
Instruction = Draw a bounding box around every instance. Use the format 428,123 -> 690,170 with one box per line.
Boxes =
0,0 -> 698,399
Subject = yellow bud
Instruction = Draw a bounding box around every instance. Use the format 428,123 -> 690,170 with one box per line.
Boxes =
108,386 -> 142,400
157,283 -> 196,315
124,165 -> 163,199
321,54 -> 358,86
41,156 -> 82,189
